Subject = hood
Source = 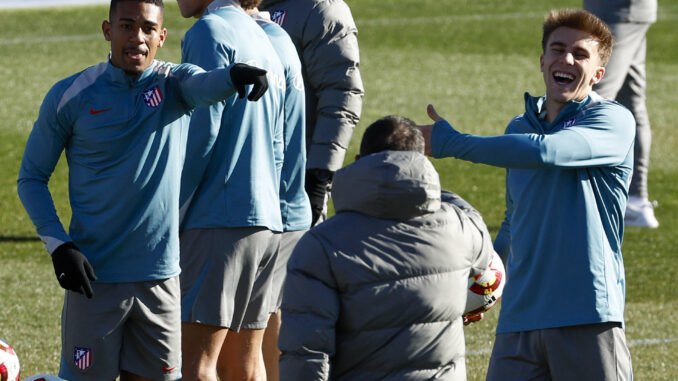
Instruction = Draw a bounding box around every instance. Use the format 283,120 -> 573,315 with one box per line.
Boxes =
332,151 -> 441,220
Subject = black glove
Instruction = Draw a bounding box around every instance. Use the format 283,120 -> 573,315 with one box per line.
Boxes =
229,63 -> 268,101
51,242 -> 97,298
305,169 -> 334,226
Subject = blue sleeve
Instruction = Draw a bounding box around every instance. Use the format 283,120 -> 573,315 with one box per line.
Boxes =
178,23 -> 233,211
493,171 -> 512,264
431,104 -> 635,169
17,84 -> 72,253
173,63 -> 235,109
280,232 -> 337,381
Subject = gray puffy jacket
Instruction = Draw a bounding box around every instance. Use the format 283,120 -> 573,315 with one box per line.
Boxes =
279,151 -> 495,380
260,0 -> 364,171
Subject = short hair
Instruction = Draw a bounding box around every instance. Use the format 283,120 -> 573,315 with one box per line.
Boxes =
542,8 -> 613,66
359,115 -> 425,157
109,0 -> 165,19
239,0 -> 262,10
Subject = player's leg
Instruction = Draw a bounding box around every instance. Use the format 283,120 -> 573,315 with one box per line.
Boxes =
217,228 -> 279,381
262,311 -> 282,381
59,284 -> 130,381
263,229 -> 305,381
592,22 -> 635,101
607,23 -> 657,227
544,322 -> 632,381
220,328 -> 267,381
486,331 -> 550,381
120,277 -> 182,381
181,322 -> 228,381
180,228 -> 242,380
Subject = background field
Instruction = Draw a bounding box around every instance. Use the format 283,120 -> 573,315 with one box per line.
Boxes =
1,1 -> 676,379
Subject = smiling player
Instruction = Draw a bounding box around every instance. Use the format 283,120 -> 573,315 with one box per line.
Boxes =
17,0 -> 268,380
419,9 -> 635,380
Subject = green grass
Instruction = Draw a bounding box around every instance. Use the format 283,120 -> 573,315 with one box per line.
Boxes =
1,1 -> 677,379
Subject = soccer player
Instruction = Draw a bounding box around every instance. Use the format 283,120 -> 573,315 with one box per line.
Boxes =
260,0 -> 364,226
175,0 -> 286,380
241,1 -> 312,380
419,9 -> 634,380
16,0 -> 268,380
584,0 -> 659,228
279,116 -> 498,380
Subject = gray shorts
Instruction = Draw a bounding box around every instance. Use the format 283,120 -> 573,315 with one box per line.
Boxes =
486,322 -> 632,381
59,277 -> 181,381
269,229 -> 306,313
180,227 -> 280,331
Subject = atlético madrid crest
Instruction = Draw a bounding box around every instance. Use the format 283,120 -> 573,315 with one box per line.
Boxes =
143,86 -> 163,108
271,10 -> 287,26
74,347 -> 92,370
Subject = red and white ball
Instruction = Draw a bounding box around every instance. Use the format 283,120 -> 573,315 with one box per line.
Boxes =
0,338 -> 20,381
464,251 -> 506,316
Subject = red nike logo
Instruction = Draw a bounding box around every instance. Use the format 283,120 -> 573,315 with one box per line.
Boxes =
89,108 -> 112,115
162,366 -> 177,373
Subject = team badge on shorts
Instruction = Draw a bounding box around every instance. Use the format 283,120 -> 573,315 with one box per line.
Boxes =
74,347 -> 92,370
563,118 -> 576,128
142,86 -> 163,108
271,10 -> 287,26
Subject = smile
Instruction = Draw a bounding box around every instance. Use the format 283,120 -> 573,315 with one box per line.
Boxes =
553,71 -> 575,84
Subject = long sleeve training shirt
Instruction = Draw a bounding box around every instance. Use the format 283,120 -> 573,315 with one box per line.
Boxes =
18,59 -> 238,282
431,92 -> 635,333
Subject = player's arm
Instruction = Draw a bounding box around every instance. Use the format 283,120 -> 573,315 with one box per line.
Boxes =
425,103 -> 635,169
17,86 -> 97,297
279,232 -> 338,381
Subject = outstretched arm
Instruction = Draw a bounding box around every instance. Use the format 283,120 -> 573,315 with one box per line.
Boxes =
420,103 -> 635,169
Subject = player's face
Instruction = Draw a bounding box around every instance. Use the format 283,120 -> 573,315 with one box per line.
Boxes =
540,27 -> 605,111
176,0 -> 210,18
103,1 -> 167,76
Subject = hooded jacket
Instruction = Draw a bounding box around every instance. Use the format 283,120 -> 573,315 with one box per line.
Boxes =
279,150 -> 495,380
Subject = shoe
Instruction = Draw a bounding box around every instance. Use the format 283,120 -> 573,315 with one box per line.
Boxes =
625,196 -> 659,228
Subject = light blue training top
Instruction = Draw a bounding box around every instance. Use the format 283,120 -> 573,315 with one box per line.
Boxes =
431,92 -> 635,333
18,59 -> 239,282
179,0 -> 286,232
255,12 -> 312,231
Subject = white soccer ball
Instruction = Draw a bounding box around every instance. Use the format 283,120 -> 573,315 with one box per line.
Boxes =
464,251 -> 506,316
24,375 -> 67,381
0,338 -> 20,381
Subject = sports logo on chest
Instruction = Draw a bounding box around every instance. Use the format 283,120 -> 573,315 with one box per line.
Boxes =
271,10 -> 287,26
142,86 -> 163,108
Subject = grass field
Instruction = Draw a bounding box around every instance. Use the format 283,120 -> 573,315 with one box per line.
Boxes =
1,1 -> 677,379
